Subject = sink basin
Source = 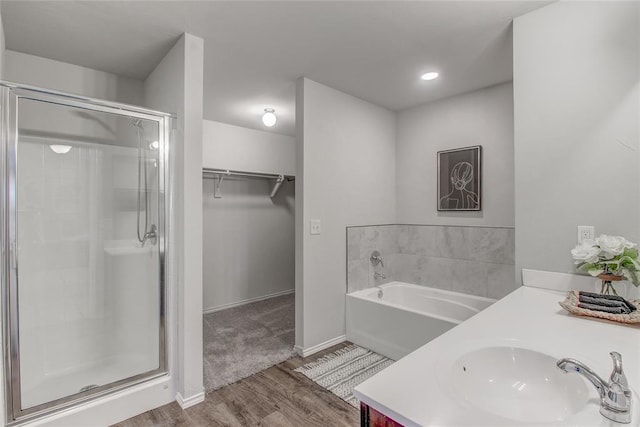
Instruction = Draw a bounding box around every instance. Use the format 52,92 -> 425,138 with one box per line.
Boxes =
451,346 -> 591,423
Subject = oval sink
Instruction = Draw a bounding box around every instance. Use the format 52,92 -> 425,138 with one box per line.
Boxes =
451,346 -> 591,423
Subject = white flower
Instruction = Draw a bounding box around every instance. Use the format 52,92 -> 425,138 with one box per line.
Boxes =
570,234 -> 640,286
596,235 -> 632,259
571,240 -> 600,264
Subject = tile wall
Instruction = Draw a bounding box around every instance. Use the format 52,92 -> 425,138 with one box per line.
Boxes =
347,224 -> 516,299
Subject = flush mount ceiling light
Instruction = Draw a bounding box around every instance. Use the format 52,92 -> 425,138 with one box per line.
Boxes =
262,108 -> 277,127
421,72 -> 439,81
49,144 -> 72,154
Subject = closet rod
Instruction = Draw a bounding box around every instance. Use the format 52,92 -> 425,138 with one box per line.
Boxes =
202,168 -> 294,180
203,167 -> 294,198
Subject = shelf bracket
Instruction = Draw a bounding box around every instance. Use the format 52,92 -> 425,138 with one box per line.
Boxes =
213,169 -> 230,198
269,174 -> 285,198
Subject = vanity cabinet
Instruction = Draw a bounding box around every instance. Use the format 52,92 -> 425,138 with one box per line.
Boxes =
360,403 -> 404,427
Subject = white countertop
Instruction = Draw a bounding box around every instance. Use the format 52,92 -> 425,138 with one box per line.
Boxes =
353,285 -> 640,426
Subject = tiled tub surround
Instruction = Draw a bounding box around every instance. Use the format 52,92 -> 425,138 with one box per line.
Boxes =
347,225 -> 515,299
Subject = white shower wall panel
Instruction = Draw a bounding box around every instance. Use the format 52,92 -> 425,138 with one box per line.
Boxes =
105,242 -> 159,369
16,135 -> 160,409
17,141 -> 111,407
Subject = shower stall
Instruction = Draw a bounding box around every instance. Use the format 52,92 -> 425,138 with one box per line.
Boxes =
0,82 -> 171,424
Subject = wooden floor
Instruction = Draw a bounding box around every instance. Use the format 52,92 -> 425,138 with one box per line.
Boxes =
114,343 -> 359,427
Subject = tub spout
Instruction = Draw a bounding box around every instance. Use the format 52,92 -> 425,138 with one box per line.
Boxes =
374,286 -> 383,299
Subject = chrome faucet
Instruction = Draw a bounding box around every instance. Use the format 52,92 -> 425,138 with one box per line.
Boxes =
141,224 -> 158,247
373,273 -> 386,298
374,285 -> 384,298
557,352 -> 631,424
370,250 -> 384,267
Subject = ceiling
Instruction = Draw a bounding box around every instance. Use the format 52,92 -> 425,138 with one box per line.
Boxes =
1,1 -> 550,136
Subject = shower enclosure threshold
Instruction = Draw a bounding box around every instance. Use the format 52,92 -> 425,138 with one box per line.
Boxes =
20,355 -> 157,410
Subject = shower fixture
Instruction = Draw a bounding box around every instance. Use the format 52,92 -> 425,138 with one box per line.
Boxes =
1,81 -> 170,424
133,119 -> 157,247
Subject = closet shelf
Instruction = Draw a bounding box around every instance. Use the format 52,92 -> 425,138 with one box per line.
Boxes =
202,168 -> 294,199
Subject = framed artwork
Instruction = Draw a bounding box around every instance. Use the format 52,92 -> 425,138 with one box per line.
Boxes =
437,145 -> 482,211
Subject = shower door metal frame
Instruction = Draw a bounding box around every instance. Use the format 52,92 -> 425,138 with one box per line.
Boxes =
0,82 -> 172,425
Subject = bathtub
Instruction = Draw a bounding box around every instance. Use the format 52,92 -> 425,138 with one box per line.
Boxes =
346,282 -> 495,360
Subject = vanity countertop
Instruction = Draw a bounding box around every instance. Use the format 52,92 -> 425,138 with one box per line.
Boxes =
353,285 -> 640,426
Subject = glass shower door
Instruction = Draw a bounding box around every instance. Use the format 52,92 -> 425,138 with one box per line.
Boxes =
3,86 -> 167,420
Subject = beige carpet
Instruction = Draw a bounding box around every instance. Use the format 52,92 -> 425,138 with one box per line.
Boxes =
203,293 -> 295,391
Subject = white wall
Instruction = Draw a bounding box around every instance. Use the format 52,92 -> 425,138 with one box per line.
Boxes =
4,50 -> 144,105
144,33 -> 205,407
202,120 -> 295,312
396,82 -> 514,227
203,179 -> 294,312
296,78 -> 396,352
514,2 -> 640,283
203,120 -> 295,175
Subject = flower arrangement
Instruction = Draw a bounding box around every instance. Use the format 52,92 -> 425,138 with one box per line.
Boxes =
571,235 -> 640,286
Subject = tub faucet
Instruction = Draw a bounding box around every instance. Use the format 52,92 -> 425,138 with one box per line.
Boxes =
370,251 -> 384,267
556,351 -> 631,424
374,286 -> 383,299
373,273 -> 386,298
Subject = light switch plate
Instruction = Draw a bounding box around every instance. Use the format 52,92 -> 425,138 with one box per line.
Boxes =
310,220 -> 321,235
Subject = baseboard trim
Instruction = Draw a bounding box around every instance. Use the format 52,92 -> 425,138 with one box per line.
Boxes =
203,289 -> 294,314
294,335 -> 347,358
176,391 -> 205,409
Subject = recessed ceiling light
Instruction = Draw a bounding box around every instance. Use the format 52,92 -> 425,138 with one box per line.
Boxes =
421,72 -> 439,81
262,108 -> 277,127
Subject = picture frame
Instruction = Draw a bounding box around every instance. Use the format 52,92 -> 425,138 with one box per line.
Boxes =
437,145 -> 482,211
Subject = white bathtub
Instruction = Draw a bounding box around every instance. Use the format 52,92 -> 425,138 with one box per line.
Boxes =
346,282 -> 495,360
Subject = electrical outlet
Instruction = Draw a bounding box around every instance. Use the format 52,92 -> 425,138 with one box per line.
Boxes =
577,226 -> 595,243
310,220 -> 321,235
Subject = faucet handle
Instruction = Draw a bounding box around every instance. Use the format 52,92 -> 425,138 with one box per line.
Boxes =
609,352 -> 630,392
601,351 -> 632,424
370,250 -> 384,267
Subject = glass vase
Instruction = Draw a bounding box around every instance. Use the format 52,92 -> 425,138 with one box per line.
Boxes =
598,273 -> 624,295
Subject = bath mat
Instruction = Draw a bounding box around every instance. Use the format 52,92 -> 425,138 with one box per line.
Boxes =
294,344 -> 394,408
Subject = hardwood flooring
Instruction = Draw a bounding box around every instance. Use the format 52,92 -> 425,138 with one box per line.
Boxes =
114,343 -> 359,427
